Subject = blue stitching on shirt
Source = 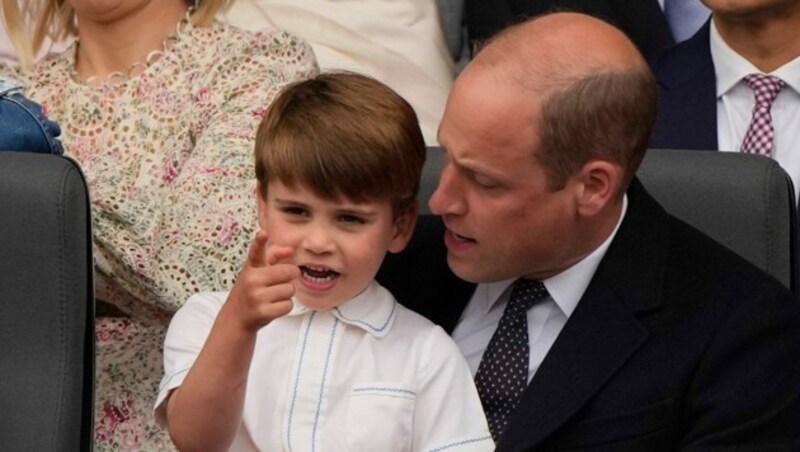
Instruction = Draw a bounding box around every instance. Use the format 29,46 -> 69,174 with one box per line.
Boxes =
311,318 -> 340,452
351,387 -> 416,396
287,311 -> 316,452
429,435 -> 494,451
334,300 -> 396,333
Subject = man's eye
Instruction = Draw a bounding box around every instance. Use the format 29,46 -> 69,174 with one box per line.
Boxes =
339,214 -> 366,225
471,173 -> 497,189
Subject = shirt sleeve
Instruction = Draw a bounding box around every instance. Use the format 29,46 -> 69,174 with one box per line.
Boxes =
413,326 -> 495,451
153,291 -> 226,427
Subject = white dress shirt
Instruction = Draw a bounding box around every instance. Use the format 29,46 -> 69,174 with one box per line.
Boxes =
452,196 -> 628,383
710,21 -> 800,201
156,281 -> 493,451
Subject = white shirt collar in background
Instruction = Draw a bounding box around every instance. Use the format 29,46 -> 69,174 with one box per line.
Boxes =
709,20 -> 800,201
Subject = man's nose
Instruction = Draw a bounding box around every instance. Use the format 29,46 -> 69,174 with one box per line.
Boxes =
428,163 -> 466,216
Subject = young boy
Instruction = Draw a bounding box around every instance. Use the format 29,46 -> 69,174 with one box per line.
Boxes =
155,72 -> 493,451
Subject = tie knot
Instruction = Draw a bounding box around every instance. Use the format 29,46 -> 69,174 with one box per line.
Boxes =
744,74 -> 785,104
507,279 -> 548,313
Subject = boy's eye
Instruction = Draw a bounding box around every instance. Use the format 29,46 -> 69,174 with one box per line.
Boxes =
282,206 -> 308,217
338,214 -> 366,225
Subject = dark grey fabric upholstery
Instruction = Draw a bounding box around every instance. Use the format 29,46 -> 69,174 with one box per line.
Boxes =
0,152 -> 94,451
419,147 -> 797,292
638,149 -> 796,292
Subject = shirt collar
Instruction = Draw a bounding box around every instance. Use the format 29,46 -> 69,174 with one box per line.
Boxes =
481,195 -> 629,318
287,280 -> 397,338
710,19 -> 800,96
710,20 -> 759,97
773,53 -> 800,95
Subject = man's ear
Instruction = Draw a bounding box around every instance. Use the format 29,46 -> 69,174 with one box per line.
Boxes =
573,160 -> 624,217
388,202 -> 418,254
256,181 -> 269,231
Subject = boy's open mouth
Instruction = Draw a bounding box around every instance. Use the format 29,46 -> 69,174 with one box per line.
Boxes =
299,264 -> 341,284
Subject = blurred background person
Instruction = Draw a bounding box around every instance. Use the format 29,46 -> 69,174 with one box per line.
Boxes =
223,0 -> 455,145
464,0 -> 710,60
649,0 -> 800,202
0,0 -> 317,448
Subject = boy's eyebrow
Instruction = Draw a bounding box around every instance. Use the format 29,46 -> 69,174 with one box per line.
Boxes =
274,197 -> 380,217
273,197 -> 309,207
335,205 -> 379,218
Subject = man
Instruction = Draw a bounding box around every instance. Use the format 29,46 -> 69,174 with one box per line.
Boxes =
465,0 -> 709,60
377,12 -> 800,451
650,0 -> 800,200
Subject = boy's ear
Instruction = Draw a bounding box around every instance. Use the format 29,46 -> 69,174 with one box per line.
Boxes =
388,202 -> 418,254
256,181 -> 269,231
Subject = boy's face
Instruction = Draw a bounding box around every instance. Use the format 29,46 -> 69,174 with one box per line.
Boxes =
257,180 -> 416,311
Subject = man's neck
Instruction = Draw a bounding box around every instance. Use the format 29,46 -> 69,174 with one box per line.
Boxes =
713,11 -> 800,73
531,196 -> 625,281
74,2 -> 188,80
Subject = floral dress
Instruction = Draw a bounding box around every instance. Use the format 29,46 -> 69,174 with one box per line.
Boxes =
2,19 -> 317,450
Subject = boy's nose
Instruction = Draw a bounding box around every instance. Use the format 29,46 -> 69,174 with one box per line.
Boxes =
302,226 -> 335,254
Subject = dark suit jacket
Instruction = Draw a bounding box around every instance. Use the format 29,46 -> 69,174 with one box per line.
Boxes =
649,21 -> 718,151
377,179 -> 800,450
465,0 -> 674,60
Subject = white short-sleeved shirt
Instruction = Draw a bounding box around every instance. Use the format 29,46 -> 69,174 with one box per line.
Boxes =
156,280 -> 493,451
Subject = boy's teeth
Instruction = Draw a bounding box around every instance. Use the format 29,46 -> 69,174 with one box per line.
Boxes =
301,265 -> 340,280
305,273 -> 334,283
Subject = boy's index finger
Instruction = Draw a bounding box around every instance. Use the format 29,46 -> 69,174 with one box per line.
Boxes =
247,230 -> 270,267
266,244 -> 295,266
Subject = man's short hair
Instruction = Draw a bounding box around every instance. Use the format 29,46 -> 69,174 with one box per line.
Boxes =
537,68 -> 657,192
478,15 -> 658,193
254,72 -> 426,216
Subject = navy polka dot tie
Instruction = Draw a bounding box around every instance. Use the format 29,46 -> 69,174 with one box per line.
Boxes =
474,278 -> 549,442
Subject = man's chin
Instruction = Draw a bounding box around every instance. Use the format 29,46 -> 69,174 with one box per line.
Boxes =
447,254 -> 523,283
446,254 -> 487,283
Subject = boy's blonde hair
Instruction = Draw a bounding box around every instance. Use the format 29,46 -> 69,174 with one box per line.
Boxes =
1,0 -> 231,68
255,72 -> 426,217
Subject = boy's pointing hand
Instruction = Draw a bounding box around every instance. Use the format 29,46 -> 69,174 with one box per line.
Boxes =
227,230 -> 300,332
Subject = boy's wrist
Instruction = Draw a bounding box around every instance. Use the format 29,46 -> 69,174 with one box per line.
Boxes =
217,299 -> 263,339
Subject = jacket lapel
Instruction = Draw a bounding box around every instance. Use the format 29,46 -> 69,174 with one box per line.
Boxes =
612,0 -> 674,60
650,20 -> 718,151
497,180 -> 670,451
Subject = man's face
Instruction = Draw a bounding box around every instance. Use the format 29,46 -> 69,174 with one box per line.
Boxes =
429,68 -> 584,283
702,0 -> 800,20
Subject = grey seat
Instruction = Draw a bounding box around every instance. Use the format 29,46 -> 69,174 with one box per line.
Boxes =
0,152 -> 94,451
419,147 -> 797,293
639,149 -> 796,293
